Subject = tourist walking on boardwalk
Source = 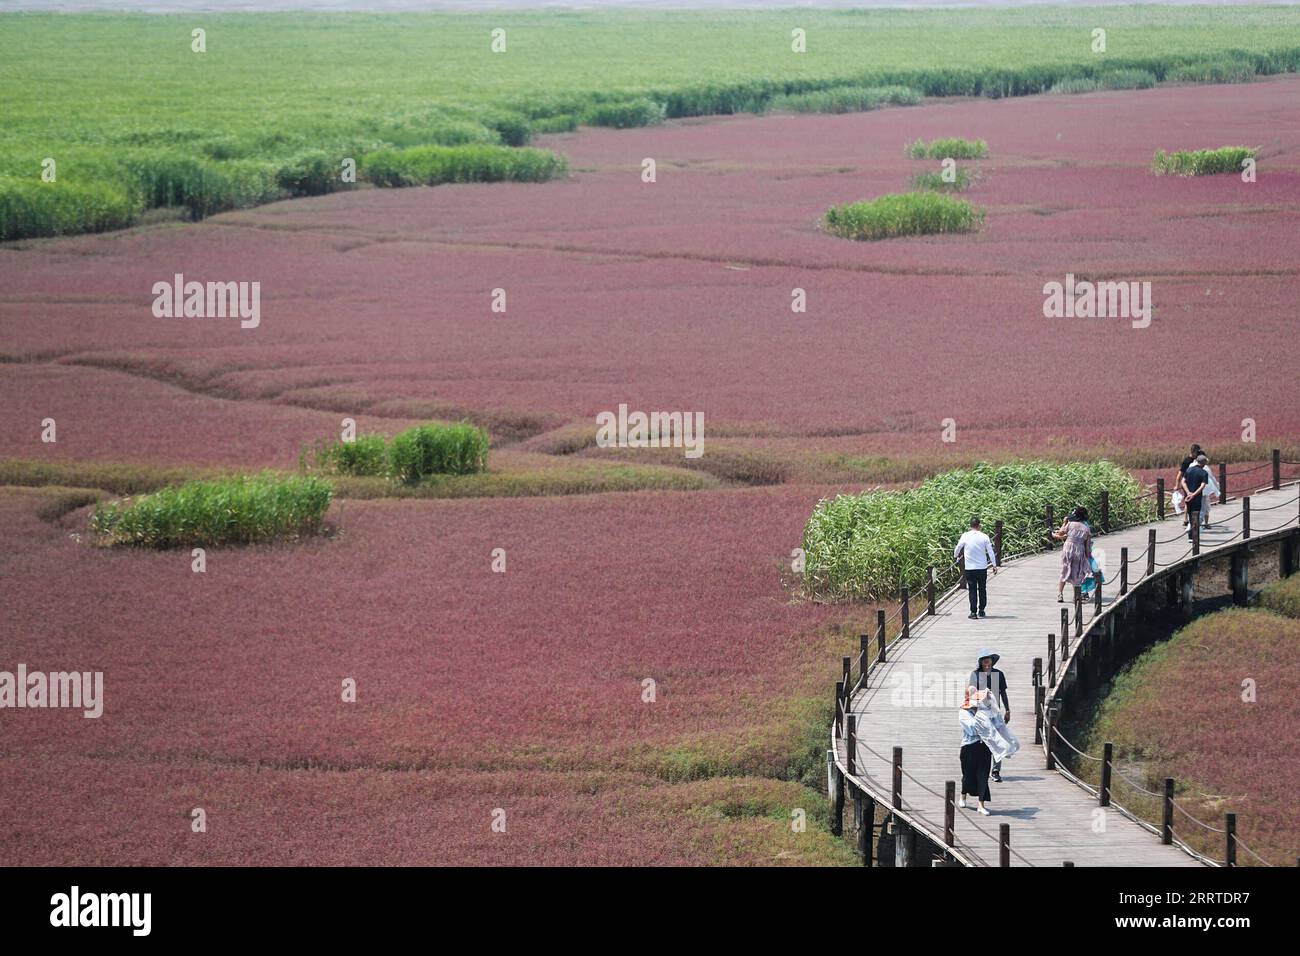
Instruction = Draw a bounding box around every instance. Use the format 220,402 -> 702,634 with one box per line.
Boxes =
954,517 -> 999,620
968,649 -> 1011,782
1181,454 -> 1212,540
1052,506 -> 1094,602
959,685 -> 1019,814
1174,443 -> 1203,527
1197,454 -> 1220,530
958,688 -> 993,815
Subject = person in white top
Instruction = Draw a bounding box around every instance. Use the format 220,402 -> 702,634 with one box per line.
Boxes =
1199,457 -> 1220,530
954,518 -> 999,619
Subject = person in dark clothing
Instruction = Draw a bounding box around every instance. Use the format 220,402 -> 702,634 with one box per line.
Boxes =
1176,444 -> 1203,526
968,649 -> 1011,782
1182,454 -> 1211,541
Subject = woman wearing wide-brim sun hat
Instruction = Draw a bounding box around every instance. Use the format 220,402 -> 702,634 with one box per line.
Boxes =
969,648 -> 1011,782
958,686 -> 993,815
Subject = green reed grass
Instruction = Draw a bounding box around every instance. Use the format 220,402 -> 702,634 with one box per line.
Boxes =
1167,58 -> 1257,84
770,85 -> 921,114
90,473 -> 333,548
4,11 -> 1299,240
0,176 -> 136,240
388,423 -> 490,483
1050,77 -> 1103,94
580,98 -> 666,128
360,144 -> 567,187
1152,146 -> 1256,176
823,191 -> 984,241
906,137 -> 989,160
801,459 -> 1151,601
1258,575 -> 1300,619
1051,71 -> 1159,94
306,434 -> 390,477
910,167 -> 973,192
1099,68 -> 1158,89
304,423 -> 490,482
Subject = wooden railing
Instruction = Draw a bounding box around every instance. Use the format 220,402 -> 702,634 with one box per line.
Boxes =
827,450 -> 1300,867
1036,471 -> 1300,868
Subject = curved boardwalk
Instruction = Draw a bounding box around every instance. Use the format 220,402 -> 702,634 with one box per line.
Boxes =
838,483 -> 1299,867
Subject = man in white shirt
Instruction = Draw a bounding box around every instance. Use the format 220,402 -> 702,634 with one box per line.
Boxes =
954,518 -> 999,620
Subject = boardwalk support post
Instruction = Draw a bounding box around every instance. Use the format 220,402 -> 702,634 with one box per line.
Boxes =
1100,742 -> 1113,807
999,824 -> 1011,868
1120,547 -> 1129,595
1073,586 -> 1083,639
1032,659 -> 1043,745
944,781 -> 955,848
894,818 -> 915,868
1225,813 -> 1237,868
860,794 -> 875,866
1242,496 -> 1251,539
1047,636 -> 1056,688
876,609 -> 886,663
851,788 -> 862,852
859,634 -> 871,686
994,519 -> 1003,566
846,715 -> 856,777
1157,478 -> 1166,519
1273,448 -> 1282,490
927,565 -> 936,615
1147,529 -> 1156,576
1231,552 -> 1249,607
1219,462 -> 1228,503
891,747 -> 903,810
831,764 -> 844,837
1045,702 -> 1060,770
1093,568 -> 1102,615
1191,520 -> 1200,556
834,681 -> 844,739
1060,607 -> 1068,644
900,587 -> 911,639
1162,778 -> 1174,845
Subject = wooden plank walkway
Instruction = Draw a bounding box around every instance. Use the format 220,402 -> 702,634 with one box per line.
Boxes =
839,483 -> 1299,867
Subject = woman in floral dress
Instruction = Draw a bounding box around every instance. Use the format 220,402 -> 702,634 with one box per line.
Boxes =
1052,506 -> 1094,602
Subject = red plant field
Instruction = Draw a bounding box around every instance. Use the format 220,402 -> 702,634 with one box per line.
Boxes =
0,484 -> 864,864
2,78 -> 1299,865
1079,608 -> 1300,867
3,78 -> 1300,462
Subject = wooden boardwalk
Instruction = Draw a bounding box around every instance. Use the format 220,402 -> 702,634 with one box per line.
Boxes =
838,483 -> 1299,867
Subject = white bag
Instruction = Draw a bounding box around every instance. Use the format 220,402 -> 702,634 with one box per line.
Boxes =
973,701 -> 1020,762
1204,471 -> 1220,505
